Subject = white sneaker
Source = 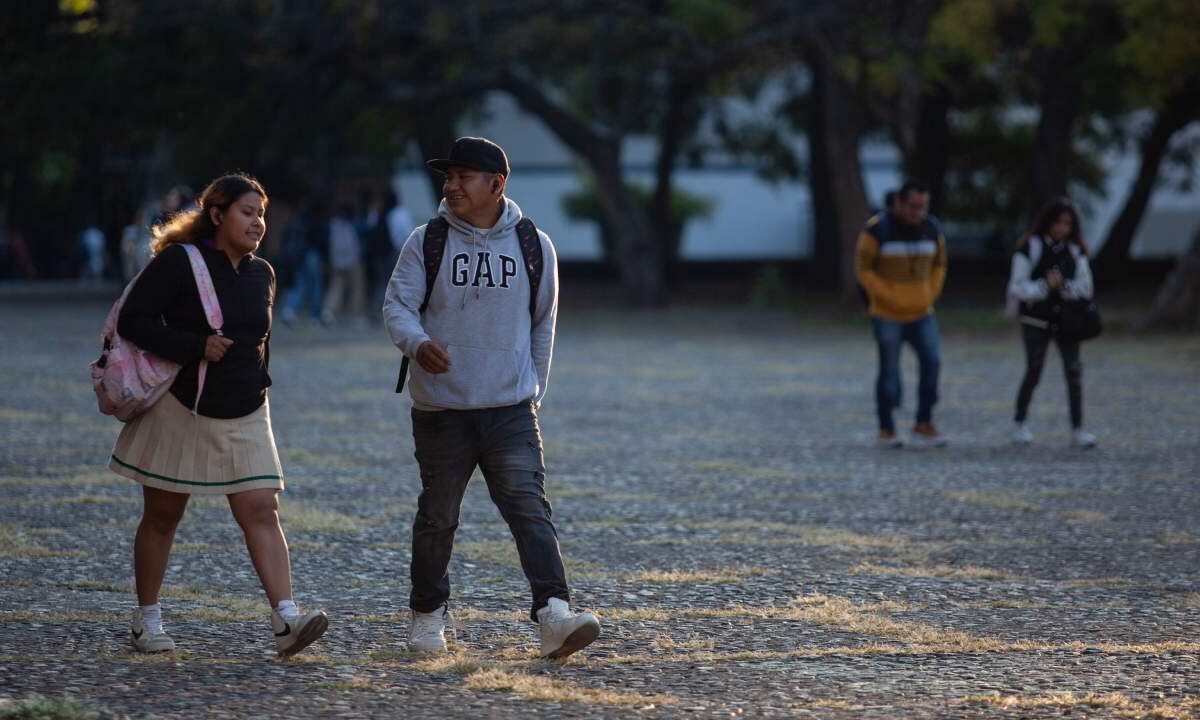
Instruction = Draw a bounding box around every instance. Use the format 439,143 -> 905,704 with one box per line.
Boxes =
130,609 -> 174,653
272,608 -> 328,657
537,598 -> 600,659
1012,423 -> 1033,445
408,607 -> 449,654
1073,429 -> 1097,449
877,429 -> 903,449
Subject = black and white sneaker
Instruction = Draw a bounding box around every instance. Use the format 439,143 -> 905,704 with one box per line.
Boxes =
130,608 -> 175,653
272,608 -> 328,657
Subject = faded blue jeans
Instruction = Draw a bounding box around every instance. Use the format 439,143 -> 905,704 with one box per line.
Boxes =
409,401 -> 569,621
871,314 -> 941,432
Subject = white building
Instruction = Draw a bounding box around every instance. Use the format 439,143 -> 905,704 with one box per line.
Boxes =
394,92 -> 1200,262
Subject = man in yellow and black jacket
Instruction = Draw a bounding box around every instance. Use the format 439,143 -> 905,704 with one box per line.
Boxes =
855,179 -> 948,448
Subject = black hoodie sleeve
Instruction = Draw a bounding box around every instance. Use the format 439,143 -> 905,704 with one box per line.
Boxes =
116,245 -> 208,364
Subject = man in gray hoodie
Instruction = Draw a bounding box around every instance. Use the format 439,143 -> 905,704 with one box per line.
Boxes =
383,137 -> 600,659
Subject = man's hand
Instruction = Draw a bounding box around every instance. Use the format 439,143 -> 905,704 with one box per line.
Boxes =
416,341 -> 451,374
1046,268 -> 1063,290
204,334 -> 233,362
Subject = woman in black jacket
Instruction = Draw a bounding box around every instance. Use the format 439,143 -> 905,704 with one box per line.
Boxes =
110,174 -> 327,655
1006,197 -> 1096,448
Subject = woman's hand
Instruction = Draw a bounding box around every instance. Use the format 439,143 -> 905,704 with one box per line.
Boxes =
205,334 -> 234,362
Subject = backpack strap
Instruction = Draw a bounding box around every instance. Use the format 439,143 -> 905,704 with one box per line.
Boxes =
515,217 -> 543,317
181,244 -> 224,415
183,244 -> 224,415
396,218 -> 450,393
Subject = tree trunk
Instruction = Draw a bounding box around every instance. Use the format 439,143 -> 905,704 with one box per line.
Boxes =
1094,89 -> 1200,274
592,149 -> 668,306
499,70 -> 667,305
910,84 -> 951,217
414,108 -> 461,205
1141,227 -> 1200,331
1029,48 -> 1083,217
652,74 -> 701,291
806,37 -> 871,306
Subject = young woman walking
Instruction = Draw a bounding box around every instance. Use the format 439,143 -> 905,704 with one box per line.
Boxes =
1007,197 -> 1097,448
108,173 -> 328,655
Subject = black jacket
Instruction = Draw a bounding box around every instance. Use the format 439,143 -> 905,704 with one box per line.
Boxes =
117,242 -> 274,418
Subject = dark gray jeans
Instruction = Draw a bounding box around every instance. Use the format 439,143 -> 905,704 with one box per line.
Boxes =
409,401 -> 569,621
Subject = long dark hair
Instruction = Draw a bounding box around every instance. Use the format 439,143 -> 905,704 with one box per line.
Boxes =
151,174 -> 268,255
1018,197 -> 1088,256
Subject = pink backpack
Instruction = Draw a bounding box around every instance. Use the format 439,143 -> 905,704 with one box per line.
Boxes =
90,244 -> 224,421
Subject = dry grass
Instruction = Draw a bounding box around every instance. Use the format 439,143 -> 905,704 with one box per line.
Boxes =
960,692 -> 1200,719
320,675 -> 389,692
651,634 -> 716,652
786,594 -> 985,647
0,524 -> 83,558
1065,576 -> 1138,588
66,582 -> 268,620
850,562 -> 1024,582
941,490 -> 1038,512
602,639 -> 1200,667
626,566 -> 770,584
678,519 -> 910,550
1169,592 -> 1200,609
1059,510 -> 1110,523
0,610 -> 127,623
791,699 -> 859,711
455,540 -> 604,576
412,651 -> 488,676
279,501 -> 364,534
1156,531 -> 1200,545
464,667 -> 678,708
0,471 -> 126,487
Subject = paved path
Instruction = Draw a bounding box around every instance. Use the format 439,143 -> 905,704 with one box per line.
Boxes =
1,300 -> 1198,718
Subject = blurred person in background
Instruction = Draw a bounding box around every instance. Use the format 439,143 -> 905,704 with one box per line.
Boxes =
78,219 -> 107,281
855,179 -> 949,449
120,199 -> 160,282
322,203 -> 367,326
280,198 -> 329,325
1007,197 -> 1096,448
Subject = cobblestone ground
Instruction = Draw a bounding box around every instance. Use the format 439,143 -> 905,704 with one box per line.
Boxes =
1,298 -> 1198,719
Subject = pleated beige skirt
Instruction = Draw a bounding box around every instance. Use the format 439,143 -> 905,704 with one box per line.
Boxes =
109,392 -> 284,495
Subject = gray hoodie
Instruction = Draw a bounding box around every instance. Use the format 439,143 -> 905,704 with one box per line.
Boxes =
383,197 -> 558,410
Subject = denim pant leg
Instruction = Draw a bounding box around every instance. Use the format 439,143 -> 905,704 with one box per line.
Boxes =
906,314 -> 942,424
479,403 -> 569,621
303,250 -> 326,319
409,409 -> 479,613
871,318 -> 904,431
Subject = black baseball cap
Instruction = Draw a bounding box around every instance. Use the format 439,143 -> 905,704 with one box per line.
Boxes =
426,137 -> 510,178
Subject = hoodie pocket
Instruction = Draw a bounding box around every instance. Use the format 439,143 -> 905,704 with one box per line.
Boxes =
431,344 -> 520,407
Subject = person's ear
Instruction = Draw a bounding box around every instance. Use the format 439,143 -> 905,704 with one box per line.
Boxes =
492,180 -> 500,192
209,207 -> 222,226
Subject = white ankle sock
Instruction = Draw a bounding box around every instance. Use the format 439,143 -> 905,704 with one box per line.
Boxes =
275,599 -> 300,621
137,603 -> 163,634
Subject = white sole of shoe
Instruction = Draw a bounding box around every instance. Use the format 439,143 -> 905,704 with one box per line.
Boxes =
408,641 -> 449,654
130,637 -> 174,653
543,620 -> 600,660
279,613 -> 328,657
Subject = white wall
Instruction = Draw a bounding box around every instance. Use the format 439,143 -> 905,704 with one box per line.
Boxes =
396,92 -> 1200,262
